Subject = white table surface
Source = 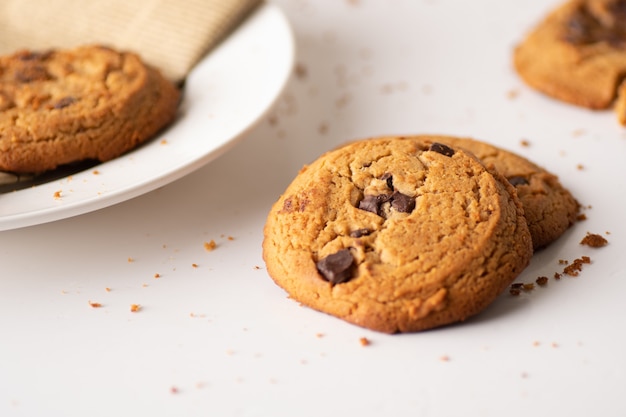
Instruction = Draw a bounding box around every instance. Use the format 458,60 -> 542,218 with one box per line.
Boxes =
2,1 -> 626,416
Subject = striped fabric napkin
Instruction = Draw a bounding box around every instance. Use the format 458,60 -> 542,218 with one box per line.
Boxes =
0,0 -> 262,83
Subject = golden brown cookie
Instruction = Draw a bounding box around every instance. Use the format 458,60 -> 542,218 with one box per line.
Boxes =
262,136 -> 533,333
427,136 -> 579,250
0,45 -> 180,174
513,0 -> 626,124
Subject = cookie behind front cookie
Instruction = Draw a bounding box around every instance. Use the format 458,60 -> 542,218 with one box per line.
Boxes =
263,136 -> 533,333
424,136 -> 579,250
0,45 -> 180,174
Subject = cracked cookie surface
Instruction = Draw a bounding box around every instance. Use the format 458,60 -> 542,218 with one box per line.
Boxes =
262,136 -> 533,333
0,45 -> 180,174
514,0 -> 626,124
427,136 -> 579,250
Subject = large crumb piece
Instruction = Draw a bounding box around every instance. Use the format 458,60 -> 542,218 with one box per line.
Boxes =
580,233 -> 608,248
203,240 -> 217,252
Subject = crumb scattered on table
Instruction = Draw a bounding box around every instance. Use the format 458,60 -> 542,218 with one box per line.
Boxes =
580,233 -> 608,248
203,240 -> 217,252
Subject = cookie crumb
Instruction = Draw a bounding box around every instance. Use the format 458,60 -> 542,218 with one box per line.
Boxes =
130,304 -> 141,312
88,301 -> 102,308
192,263 -> 198,268
203,240 -> 217,252
53,190 -> 62,199
359,337 -> 371,346
315,333 -> 325,338
507,89 -> 520,99
580,233 -> 608,248
536,276 -> 548,286
439,355 -> 450,362
154,273 -> 161,279
519,138 -> 530,147
562,256 -> 590,277
554,272 -> 562,280
576,164 -> 584,170
105,287 -> 111,292
294,62 -> 308,80
160,139 -> 168,145
127,257 -> 134,263
170,386 -> 179,394
577,213 -> 587,221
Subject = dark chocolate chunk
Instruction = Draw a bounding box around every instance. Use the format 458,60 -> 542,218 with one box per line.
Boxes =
350,228 -> 371,238
14,65 -> 51,83
390,191 -> 415,213
508,176 -> 529,186
316,249 -> 354,284
16,51 -> 52,62
565,5 -> 626,48
358,194 -> 391,216
429,142 -> 455,157
53,96 -> 76,109
380,173 -> 394,190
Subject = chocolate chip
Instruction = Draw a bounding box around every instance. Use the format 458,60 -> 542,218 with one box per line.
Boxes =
53,96 -> 76,109
350,228 -> 371,238
390,191 -> 415,213
316,249 -> 354,284
358,194 -> 391,216
16,51 -> 51,61
14,65 -> 51,83
508,176 -> 529,186
429,142 -> 455,157
380,173 -> 394,190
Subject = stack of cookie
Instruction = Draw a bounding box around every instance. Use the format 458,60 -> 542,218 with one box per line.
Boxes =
262,135 -> 578,333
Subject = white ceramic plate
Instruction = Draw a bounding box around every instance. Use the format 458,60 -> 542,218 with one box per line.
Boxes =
0,3 -> 294,231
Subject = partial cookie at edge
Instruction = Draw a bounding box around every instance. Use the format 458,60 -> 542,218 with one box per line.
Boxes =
0,45 -> 180,174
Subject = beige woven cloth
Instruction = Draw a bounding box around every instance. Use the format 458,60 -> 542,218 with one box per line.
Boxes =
0,0 -> 262,83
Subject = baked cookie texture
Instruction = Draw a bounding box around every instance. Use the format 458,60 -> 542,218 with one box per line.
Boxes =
263,136 -> 533,333
513,0 -> 626,123
429,136 -> 579,250
0,45 -> 180,174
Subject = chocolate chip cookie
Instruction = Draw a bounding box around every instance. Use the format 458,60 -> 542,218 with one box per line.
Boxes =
426,136 -> 579,250
0,45 -> 180,174
262,136 -> 533,333
513,0 -> 626,124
